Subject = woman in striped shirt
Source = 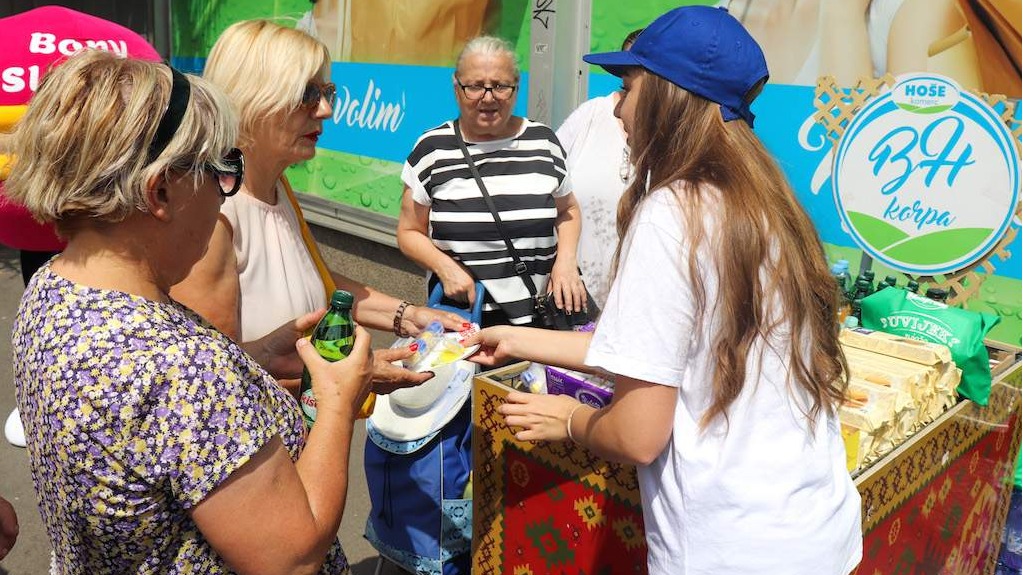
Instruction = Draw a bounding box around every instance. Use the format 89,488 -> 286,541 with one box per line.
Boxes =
397,36 -> 586,327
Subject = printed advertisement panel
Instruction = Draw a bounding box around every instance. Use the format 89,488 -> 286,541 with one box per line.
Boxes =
171,0 -> 1021,343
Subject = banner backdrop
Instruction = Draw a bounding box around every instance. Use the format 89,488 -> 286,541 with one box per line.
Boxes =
170,0 -> 1021,344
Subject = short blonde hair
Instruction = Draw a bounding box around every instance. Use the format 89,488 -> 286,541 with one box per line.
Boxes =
455,36 -> 520,81
5,50 -> 237,230
204,20 -> 331,148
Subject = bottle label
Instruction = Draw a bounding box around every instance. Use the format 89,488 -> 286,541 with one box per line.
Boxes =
301,387 -> 318,425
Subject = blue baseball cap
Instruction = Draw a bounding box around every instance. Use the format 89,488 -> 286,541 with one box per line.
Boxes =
584,6 -> 768,127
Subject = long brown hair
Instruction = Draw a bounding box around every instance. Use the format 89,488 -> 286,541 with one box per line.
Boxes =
614,71 -> 848,430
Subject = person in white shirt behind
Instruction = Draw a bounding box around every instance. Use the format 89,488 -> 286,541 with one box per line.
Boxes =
555,28 -> 642,308
466,6 -> 862,575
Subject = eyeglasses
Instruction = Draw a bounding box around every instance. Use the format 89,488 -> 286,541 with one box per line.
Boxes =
205,148 -> 244,197
455,79 -> 517,101
301,82 -> 337,109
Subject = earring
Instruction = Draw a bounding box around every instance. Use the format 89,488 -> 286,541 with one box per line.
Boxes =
619,147 -> 632,183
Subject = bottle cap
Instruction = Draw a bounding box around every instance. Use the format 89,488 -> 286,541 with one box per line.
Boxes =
925,287 -> 947,300
330,290 -> 355,308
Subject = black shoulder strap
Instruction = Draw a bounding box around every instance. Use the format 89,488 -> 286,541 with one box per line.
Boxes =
451,119 -> 539,297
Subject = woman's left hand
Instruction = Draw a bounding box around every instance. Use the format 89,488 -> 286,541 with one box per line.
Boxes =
371,347 -> 437,395
403,305 -> 468,335
549,259 -> 586,313
247,308 -> 326,380
498,390 -> 582,442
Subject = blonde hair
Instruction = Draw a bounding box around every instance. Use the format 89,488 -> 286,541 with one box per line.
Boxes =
615,71 -> 847,430
4,50 -> 237,233
455,36 -> 520,81
204,20 -> 331,148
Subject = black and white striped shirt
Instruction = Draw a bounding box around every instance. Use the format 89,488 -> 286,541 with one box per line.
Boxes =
402,119 -> 571,324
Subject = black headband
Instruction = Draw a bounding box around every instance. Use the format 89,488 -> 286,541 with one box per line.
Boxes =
147,65 -> 191,163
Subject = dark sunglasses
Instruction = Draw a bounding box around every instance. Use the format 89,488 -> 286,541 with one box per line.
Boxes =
205,148 -> 244,197
301,82 -> 337,109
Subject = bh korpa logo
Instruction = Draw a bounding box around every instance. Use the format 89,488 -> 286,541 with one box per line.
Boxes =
832,74 -> 1020,275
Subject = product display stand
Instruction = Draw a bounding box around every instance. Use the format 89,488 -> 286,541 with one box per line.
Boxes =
471,343 -> 1022,574
852,343 -> 1021,574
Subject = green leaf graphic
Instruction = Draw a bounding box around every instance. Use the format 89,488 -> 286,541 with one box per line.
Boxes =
883,228 -> 994,264
848,211 -> 909,250
895,103 -> 953,114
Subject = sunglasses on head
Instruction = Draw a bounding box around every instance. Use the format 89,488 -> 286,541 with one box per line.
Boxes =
301,82 -> 337,109
204,148 -> 244,197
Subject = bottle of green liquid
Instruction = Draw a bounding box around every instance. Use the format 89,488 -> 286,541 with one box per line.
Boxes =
300,290 -> 373,428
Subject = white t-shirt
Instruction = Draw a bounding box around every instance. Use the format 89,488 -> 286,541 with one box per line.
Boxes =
221,185 -> 326,342
555,93 -> 630,309
868,0 -> 907,77
584,187 -> 862,575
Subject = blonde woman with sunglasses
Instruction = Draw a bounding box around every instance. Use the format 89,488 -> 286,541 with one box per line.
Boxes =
173,20 -> 464,393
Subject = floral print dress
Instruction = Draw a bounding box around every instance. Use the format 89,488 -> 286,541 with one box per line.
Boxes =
11,263 -> 350,574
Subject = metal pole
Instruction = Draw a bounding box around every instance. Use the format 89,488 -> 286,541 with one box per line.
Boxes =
152,0 -> 172,60
527,0 -> 592,129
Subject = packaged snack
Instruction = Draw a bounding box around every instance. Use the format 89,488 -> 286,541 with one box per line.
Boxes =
545,367 -> 614,408
841,424 -> 862,472
842,345 -> 937,408
861,289 -> 1000,405
839,327 -> 951,365
394,321 -> 481,372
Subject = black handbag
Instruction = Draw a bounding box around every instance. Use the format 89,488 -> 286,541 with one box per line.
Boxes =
451,119 -> 599,330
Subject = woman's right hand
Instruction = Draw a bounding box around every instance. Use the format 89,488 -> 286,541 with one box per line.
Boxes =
437,260 -> 477,306
295,325 -> 374,420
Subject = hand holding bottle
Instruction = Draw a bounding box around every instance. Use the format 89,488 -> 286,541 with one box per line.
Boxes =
296,325 -> 374,422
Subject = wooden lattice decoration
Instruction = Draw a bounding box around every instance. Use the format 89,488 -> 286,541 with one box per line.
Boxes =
814,75 -> 1022,308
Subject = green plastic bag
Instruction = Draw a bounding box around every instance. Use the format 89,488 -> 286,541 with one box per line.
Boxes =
861,289 -> 1000,405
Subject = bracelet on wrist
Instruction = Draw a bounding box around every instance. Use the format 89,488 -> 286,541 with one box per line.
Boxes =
566,403 -> 586,444
393,300 -> 412,338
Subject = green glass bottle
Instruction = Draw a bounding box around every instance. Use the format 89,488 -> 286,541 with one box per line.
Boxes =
924,287 -> 949,303
300,290 -> 358,428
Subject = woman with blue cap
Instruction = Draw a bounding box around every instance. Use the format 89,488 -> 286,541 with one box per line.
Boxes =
466,6 -> 862,574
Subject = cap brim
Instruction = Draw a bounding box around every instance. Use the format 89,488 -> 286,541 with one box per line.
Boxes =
368,360 -> 473,442
583,50 -> 643,77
